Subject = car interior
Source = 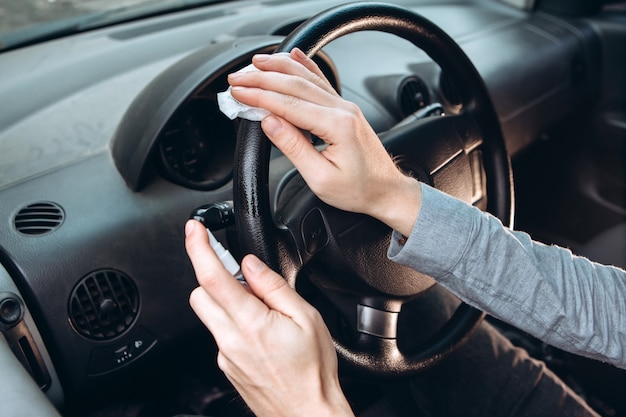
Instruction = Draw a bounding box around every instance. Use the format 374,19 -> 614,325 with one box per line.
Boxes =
0,0 -> 624,415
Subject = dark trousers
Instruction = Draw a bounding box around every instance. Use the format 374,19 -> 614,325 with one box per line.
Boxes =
400,286 -> 599,417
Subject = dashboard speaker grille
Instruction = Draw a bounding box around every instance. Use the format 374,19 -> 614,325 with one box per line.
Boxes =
14,202 -> 64,235
69,270 -> 139,341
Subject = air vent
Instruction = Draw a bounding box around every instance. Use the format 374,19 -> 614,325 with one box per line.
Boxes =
69,270 -> 139,341
439,72 -> 463,108
14,202 -> 64,235
398,76 -> 430,118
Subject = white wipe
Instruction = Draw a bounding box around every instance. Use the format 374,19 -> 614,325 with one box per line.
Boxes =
217,53 -> 290,121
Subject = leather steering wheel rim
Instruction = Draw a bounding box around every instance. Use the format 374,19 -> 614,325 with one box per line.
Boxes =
233,2 -> 513,378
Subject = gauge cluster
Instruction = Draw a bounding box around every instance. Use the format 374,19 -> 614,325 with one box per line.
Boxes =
156,97 -> 235,190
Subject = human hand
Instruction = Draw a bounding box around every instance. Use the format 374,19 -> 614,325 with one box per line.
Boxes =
228,48 -> 422,237
185,220 -> 354,417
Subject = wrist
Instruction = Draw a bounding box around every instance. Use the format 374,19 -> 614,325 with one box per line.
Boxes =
370,174 -> 422,238
315,387 -> 355,417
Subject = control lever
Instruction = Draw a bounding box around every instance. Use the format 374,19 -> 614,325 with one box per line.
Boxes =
189,201 -> 234,230
393,102 -> 445,129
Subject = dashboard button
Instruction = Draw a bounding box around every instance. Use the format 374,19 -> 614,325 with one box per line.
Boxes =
88,327 -> 157,375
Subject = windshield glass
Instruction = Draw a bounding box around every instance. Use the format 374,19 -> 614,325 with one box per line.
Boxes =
1,0 -> 149,34
0,0 -> 224,51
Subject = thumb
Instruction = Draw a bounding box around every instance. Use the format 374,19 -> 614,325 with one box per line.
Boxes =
261,115 -> 330,182
241,254 -> 308,316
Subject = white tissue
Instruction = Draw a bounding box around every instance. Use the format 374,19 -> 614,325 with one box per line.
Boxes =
217,86 -> 270,121
217,53 -> 290,121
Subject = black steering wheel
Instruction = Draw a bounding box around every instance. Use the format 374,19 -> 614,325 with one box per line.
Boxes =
233,2 -> 513,378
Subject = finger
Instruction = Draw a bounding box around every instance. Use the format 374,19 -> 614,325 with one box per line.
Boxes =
261,115 -> 338,186
229,85 -> 345,142
248,49 -> 337,96
229,70 -> 339,113
190,287 -> 253,358
289,48 -> 332,89
185,220 -> 239,293
185,220 -> 269,319
189,286 -> 230,334
229,51 -> 340,109
241,254 -> 312,319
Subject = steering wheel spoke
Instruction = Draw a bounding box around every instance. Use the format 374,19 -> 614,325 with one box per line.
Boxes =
381,112 -> 482,203
356,299 -> 402,339
328,294 -> 485,377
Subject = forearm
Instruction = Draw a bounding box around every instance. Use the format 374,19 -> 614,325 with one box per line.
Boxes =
389,183 -> 626,368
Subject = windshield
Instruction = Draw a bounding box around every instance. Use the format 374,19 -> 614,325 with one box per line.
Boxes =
0,0 -> 227,51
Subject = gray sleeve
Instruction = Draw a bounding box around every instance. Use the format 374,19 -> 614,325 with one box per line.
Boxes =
388,183 -> 626,369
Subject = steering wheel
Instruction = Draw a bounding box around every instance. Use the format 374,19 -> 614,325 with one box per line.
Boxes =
233,2 -> 512,378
